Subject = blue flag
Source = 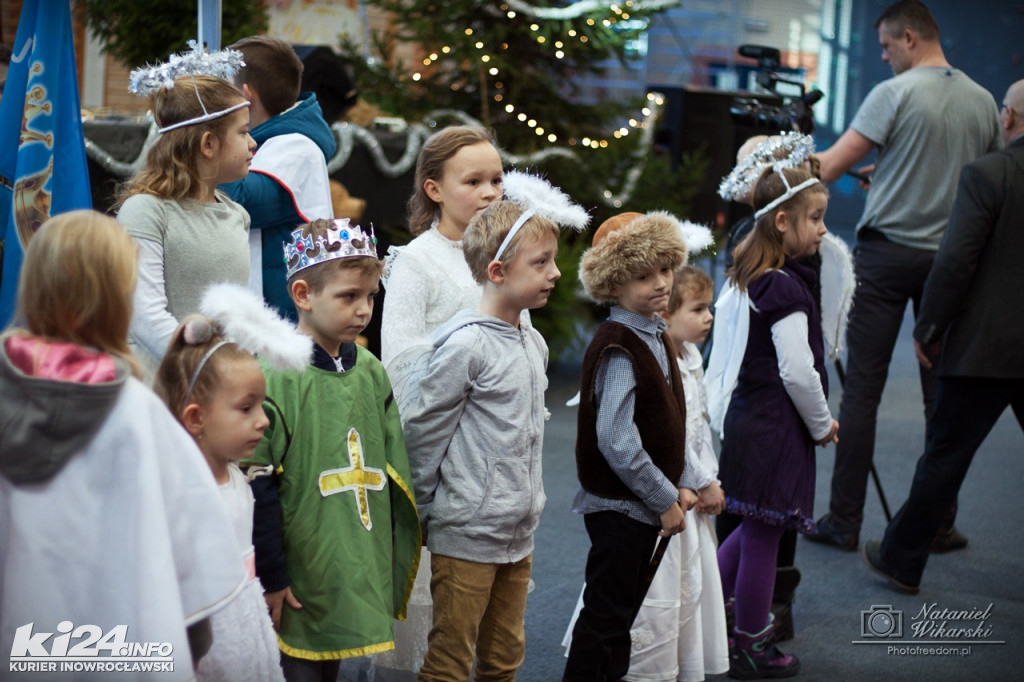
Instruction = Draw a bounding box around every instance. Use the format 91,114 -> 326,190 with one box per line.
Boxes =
0,0 -> 92,325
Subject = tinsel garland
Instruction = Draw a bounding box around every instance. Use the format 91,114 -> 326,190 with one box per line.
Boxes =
85,98 -> 665,207
503,0 -> 681,20
83,118 -> 159,177
326,121 -> 429,177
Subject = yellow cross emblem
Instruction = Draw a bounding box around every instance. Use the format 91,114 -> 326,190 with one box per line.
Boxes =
318,428 -> 386,531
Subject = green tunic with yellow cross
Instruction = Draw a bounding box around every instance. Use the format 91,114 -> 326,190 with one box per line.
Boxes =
246,344 -> 421,660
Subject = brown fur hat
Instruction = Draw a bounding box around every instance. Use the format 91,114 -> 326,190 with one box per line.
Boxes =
579,211 -> 688,304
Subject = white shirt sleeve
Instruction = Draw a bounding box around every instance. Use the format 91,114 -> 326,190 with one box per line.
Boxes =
380,251 -> 431,367
130,237 -> 182,362
771,311 -> 833,441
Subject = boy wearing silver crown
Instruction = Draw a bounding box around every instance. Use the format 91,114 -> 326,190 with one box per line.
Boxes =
401,197 -> 565,682
243,218 -> 420,681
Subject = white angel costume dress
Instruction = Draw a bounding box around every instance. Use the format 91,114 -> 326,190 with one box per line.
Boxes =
197,463 -> 284,682
0,335 -> 245,681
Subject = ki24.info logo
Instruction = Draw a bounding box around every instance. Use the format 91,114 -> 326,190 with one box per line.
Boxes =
9,622 -> 174,674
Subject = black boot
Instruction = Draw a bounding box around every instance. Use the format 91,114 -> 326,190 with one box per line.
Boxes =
729,622 -> 800,680
770,567 -> 801,642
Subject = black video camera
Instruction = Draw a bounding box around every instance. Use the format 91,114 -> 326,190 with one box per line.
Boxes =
730,44 -> 824,134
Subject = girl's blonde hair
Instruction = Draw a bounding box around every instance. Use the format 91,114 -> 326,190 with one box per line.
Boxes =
117,74 -> 246,206
407,125 -> 497,236
154,315 -> 254,419
728,166 -> 828,292
14,210 -> 138,371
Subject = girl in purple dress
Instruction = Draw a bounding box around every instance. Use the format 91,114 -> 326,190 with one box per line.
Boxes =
714,166 -> 839,679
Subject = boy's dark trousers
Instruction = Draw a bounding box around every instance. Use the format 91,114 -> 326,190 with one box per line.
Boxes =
563,510 -> 660,681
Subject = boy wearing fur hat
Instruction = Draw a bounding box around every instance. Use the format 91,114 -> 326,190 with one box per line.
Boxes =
563,212 -> 698,682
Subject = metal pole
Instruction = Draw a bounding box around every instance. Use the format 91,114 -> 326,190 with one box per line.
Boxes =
833,358 -> 892,522
198,0 -> 223,51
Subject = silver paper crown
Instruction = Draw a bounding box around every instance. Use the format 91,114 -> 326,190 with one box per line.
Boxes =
130,41 -> 249,134
284,219 -> 379,280
130,40 -> 245,96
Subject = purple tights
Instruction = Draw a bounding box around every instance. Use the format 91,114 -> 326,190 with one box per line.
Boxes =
717,516 -> 786,634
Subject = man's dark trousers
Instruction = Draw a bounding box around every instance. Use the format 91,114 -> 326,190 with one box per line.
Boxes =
880,377 -> 1024,585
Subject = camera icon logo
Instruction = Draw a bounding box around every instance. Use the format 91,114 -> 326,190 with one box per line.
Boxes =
861,605 -> 903,638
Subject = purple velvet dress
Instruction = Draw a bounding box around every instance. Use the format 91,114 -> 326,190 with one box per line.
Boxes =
718,258 -> 827,533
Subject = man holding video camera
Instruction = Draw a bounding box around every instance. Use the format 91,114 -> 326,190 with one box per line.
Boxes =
810,0 -> 1001,553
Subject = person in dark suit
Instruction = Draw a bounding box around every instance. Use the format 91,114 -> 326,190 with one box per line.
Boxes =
862,79 -> 1024,594
809,0 -> 1001,553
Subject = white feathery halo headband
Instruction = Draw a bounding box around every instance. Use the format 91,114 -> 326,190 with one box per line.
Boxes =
129,40 -> 249,135
180,283 -> 313,407
718,132 -> 815,203
753,165 -> 821,220
493,170 -> 590,260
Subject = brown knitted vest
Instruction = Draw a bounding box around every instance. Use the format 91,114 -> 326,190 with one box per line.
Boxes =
576,321 -> 687,500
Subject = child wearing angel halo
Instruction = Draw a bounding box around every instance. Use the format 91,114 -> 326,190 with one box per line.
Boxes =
154,282 -> 314,682
401,171 -> 588,681
242,218 -> 421,682
117,42 -> 256,375
377,124 -> 524,675
0,210 -> 247,676
708,165 -> 838,680
713,132 -> 836,646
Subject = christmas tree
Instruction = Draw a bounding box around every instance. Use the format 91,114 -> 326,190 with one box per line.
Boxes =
343,0 -> 709,355
81,0 -> 267,68
343,0 -> 705,211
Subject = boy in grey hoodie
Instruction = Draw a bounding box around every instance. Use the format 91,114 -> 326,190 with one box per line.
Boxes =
403,199 -> 561,682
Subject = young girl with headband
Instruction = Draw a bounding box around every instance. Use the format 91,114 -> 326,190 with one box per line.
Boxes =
380,125 -> 508,366
155,283 -> 310,682
0,211 -> 246,672
709,166 -> 838,679
118,44 -> 256,375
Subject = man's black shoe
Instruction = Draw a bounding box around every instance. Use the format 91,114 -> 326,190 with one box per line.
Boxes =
806,514 -> 859,552
931,526 -> 968,553
862,540 -> 920,595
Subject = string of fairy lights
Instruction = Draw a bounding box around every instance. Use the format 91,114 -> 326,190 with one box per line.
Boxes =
85,93 -> 664,209
410,0 -> 677,149
85,1 -> 679,207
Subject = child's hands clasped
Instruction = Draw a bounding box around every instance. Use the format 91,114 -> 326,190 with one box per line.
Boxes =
265,586 -> 303,631
816,419 -> 840,447
679,487 -> 698,511
659,501 -> 686,537
695,481 -> 726,515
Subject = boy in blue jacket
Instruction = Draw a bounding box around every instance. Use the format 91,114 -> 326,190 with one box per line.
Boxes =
220,35 -> 337,319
